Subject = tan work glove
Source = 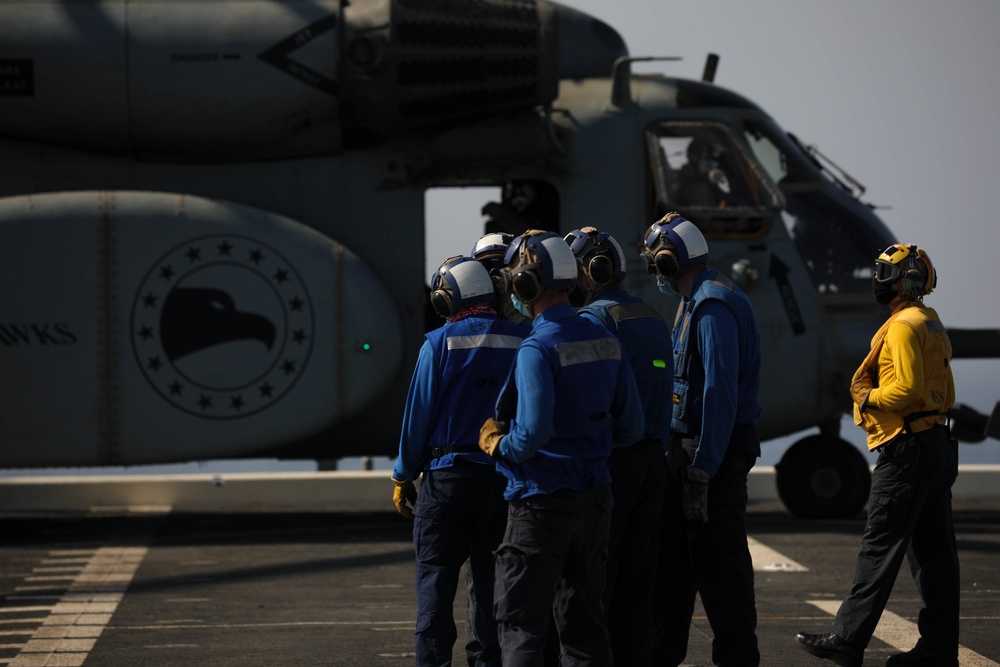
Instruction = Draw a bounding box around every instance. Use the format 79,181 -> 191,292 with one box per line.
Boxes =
392,477 -> 417,519
479,418 -> 504,460
682,466 -> 710,523
850,373 -> 873,412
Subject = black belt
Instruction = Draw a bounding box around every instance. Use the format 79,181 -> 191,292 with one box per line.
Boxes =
430,445 -> 480,459
903,410 -> 947,435
875,418 -> 947,452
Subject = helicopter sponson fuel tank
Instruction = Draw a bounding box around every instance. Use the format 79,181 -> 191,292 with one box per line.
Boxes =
0,0 -> 624,159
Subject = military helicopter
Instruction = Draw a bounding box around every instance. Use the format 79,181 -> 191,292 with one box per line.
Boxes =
1,0 -> 997,518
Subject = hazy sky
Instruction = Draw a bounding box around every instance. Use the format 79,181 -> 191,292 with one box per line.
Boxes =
427,0 -> 1000,463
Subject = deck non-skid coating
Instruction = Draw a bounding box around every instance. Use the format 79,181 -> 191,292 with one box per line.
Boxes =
0,503 -> 997,666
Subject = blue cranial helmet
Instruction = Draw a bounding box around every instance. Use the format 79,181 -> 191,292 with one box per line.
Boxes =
640,213 -> 709,281
471,232 -> 515,275
564,226 -> 627,286
429,256 -> 496,318
504,230 -> 579,304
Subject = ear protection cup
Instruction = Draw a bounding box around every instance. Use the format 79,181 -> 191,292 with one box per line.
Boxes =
509,234 -> 543,303
565,229 -> 626,289
510,266 -> 542,303
654,249 -> 681,281
430,289 -> 454,318
587,254 -> 615,287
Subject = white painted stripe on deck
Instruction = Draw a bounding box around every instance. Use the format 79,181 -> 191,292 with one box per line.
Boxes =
807,600 -> 999,666
4,510 -> 166,667
748,536 -> 808,572
7,547 -> 147,666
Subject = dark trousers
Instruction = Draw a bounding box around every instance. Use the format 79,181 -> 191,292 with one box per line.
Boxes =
651,425 -> 760,666
413,460 -> 508,667
494,485 -> 614,667
606,440 -> 666,667
833,424 -> 960,656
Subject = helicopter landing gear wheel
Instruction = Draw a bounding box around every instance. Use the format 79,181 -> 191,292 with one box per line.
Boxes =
775,435 -> 871,519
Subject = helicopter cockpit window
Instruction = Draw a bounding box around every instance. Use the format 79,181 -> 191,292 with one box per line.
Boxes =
741,119 -> 825,188
744,129 -> 787,184
741,118 -> 884,297
648,122 -> 777,236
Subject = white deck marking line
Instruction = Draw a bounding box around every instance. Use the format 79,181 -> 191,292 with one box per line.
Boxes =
807,600 -> 999,666
5,510 -> 166,667
114,620 -> 415,630
7,546 -> 147,667
748,536 -> 808,572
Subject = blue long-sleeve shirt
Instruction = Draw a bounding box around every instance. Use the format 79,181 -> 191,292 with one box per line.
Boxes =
579,288 -> 673,448
393,314 -> 527,482
494,302 -> 643,498
675,270 -> 761,477
497,345 -> 640,462
393,341 -> 437,482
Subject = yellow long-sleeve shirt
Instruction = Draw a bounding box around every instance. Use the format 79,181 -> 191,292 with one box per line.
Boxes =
852,301 -> 955,450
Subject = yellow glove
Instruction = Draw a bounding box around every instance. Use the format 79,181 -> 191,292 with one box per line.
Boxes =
850,373 -> 873,411
479,418 -> 504,460
392,477 -> 417,519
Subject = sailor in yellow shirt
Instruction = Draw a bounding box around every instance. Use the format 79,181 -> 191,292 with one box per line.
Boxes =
851,290 -> 956,451
797,244 -> 960,667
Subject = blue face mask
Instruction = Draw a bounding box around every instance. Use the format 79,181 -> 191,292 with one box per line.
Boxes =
657,277 -> 676,296
510,293 -> 532,319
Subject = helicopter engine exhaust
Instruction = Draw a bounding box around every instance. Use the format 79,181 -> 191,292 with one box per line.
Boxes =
0,0 -> 625,160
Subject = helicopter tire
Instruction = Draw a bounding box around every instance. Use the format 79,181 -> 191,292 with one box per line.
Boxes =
775,435 -> 871,519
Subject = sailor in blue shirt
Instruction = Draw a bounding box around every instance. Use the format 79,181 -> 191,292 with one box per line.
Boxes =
478,230 -> 642,667
641,212 -> 763,667
392,256 -> 530,667
564,226 -> 672,667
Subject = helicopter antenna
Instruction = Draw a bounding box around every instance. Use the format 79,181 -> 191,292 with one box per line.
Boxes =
611,56 -> 682,108
702,53 -> 719,82
788,132 -> 867,198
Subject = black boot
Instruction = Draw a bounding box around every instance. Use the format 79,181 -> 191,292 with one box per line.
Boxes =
886,647 -> 958,666
795,631 -> 863,667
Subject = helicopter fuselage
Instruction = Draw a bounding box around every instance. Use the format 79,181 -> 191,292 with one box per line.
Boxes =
0,0 -> 905,471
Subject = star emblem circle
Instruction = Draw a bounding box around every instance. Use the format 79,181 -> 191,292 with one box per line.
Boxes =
130,234 -> 314,419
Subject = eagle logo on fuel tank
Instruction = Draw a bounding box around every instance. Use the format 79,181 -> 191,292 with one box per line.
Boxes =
130,234 -> 314,418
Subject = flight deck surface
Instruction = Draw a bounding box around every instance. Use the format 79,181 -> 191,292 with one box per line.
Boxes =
0,500 -> 998,667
